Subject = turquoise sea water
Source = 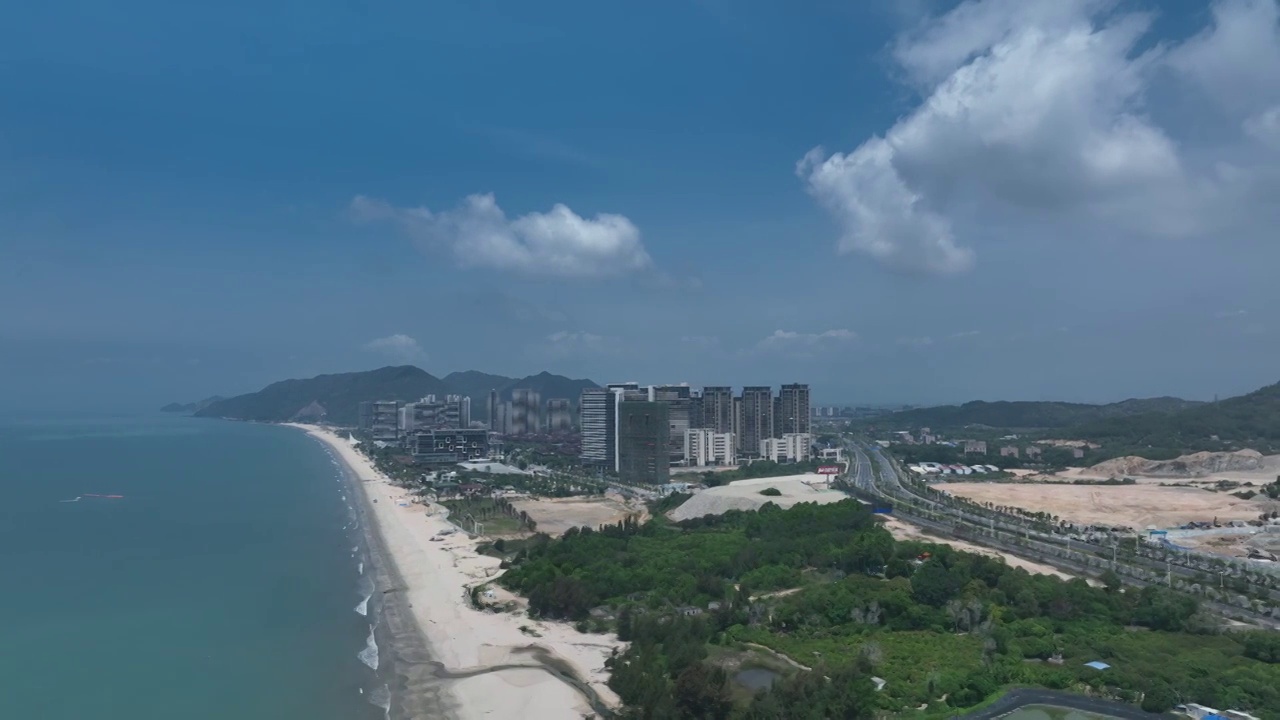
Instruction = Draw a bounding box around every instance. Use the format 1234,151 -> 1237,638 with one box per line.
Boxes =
0,415 -> 385,720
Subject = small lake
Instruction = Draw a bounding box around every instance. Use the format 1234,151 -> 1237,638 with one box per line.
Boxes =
1003,705 -> 1120,720
733,667 -> 780,692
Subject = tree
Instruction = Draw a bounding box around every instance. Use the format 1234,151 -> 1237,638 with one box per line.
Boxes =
1141,682 -> 1178,713
672,663 -> 732,720
911,559 -> 959,607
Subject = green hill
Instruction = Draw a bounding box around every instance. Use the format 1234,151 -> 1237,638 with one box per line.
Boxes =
195,366 -> 450,425
193,366 -> 599,425
862,396 -> 1202,431
160,396 -> 225,413
441,370 -> 516,410
497,371 -> 597,405
1070,381 -> 1280,454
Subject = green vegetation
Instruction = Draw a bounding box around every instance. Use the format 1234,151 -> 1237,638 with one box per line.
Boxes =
758,487 -> 782,497
649,492 -> 693,515
441,496 -> 535,535
499,501 -> 1280,719
701,460 -> 823,486
856,397 -> 1202,432
195,365 -> 598,425
1069,381 -> 1280,455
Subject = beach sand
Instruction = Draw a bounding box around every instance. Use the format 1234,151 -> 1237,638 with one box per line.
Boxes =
292,425 -> 623,720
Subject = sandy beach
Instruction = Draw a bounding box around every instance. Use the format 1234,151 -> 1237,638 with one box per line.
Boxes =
291,424 -> 623,720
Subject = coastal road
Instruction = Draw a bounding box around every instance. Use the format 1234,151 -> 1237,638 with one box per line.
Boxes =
955,688 -> 1170,720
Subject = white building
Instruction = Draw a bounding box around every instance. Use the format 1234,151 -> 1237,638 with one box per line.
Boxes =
684,429 -> 735,466
759,433 -> 811,463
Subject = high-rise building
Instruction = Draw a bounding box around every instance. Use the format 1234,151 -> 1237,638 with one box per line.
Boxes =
649,384 -> 693,467
617,400 -> 669,484
579,388 -> 617,466
509,389 -> 541,436
487,390 -> 501,431
777,384 -> 811,437
739,387 -> 773,458
545,398 -> 573,433
457,396 -> 472,428
370,400 -> 401,441
701,387 -> 734,433
358,401 -> 375,431
684,429 -> 735,466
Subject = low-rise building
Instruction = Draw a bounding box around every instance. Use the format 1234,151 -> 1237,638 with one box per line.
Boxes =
411,429 -> 489,464
684,429 -> 735,466
1025,446 -> 1042,460
759,433 -> 812,463
1000,446 -> 1020,458
964,440 -> 988,454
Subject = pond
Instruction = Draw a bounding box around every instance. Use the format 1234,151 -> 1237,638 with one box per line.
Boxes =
1003,705 -> 1121,720
733,667 -> 780,692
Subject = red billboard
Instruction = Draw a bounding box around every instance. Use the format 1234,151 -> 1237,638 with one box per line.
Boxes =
818,465 -> 842,475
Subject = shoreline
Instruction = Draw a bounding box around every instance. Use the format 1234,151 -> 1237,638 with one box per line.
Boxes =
291,424 -> 623,720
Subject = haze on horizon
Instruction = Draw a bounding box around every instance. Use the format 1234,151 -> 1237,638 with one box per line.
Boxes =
3,0 -> 1279,413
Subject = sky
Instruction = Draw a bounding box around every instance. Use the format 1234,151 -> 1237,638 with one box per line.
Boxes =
3,0 -> 1280,411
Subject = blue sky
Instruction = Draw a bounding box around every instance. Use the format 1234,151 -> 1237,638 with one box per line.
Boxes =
3,0 -> 1280,411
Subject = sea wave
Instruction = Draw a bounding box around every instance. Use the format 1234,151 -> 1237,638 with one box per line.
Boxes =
355,594 -> 370,616
358,625 -> 379,670
368,683 -> 391,719
358,561 -> 364,575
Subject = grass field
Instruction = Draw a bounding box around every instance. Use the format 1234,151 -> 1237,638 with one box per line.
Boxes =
441,497 -> 529,536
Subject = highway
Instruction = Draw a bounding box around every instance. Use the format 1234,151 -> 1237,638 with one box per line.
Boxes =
843,440 -> 1280,627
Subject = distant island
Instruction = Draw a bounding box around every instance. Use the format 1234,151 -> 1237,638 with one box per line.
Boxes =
179,366 -> 598,426
159,396 -> 225,414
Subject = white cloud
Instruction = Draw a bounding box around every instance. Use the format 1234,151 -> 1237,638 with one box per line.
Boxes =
363,334 -> 428,365
351,193 -> 652,278
897,336 -> 935,348
948,330 -> 981,339
755,329 -> 857,356
537,330 -> 618,359
800,0 -> 1280,275
1245,105 -> 1280,150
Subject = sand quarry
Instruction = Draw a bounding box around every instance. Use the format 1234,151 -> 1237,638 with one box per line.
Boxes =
936,482 -> 1280,530
668,474 -> 847,522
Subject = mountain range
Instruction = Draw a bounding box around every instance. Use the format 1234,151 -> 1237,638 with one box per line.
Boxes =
180,366 -> 598,426
862,396 -> 1205,431
863,380 -> 1280,455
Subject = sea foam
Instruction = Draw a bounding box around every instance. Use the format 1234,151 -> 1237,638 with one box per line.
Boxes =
358,626 -> 379,670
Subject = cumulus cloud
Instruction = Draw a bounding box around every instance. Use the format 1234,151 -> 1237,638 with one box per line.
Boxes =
363,334 -> 428,364
799,0 -> 1280,275
351,193 -> 652,278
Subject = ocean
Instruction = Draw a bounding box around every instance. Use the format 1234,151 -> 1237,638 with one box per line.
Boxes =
0,414 -> 388,720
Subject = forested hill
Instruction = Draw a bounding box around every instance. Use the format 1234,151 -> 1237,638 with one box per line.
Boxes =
1070,380 -> 1280,453
192,366 -> 599,425
862,396 -> 1201,431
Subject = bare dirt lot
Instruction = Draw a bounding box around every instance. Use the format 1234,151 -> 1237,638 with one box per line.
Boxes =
510,493 -> 643,536
935,482 -> 1280,529
1176,529 -> 1280,560
881,517 -> 1084,581
668,474 -> 847,522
